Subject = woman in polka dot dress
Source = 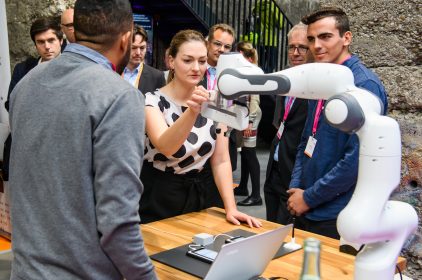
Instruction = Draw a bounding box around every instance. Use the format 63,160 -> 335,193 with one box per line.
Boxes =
139,29 -> 261,228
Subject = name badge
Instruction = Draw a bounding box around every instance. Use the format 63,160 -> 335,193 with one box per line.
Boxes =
304,136 -> 317,158
276,122 -> 285,139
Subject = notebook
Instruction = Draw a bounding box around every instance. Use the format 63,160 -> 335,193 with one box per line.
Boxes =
203,224 -> 292,280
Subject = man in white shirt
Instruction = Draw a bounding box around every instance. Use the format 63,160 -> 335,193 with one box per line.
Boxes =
201,23 -> 235,90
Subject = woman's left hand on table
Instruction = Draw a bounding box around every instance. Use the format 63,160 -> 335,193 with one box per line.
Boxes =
226,209 -> 262,228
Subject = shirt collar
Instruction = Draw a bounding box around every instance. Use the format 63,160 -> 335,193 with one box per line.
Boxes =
38,52 -> 61,65
340,54 -> 354,65
123,63 -> 142,75
342,54 -> 358,67
64,43 -> 114,70
207,63 -> 217,76
207,63 -> 217,70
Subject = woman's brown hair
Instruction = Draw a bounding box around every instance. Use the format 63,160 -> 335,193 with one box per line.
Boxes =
167,29 -> 207,83
236,41 -> 258,64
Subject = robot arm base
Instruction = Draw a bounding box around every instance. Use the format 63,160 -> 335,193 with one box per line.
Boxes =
354,238 -> 406,280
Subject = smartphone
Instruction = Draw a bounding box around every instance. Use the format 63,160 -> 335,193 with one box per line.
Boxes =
225,236 -> 246,244
186,247 -> 218,264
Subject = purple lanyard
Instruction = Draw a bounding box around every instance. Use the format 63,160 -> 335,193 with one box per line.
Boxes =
312,100 -> 325,136
207,69 -> 217,90
282,97 -> 295,122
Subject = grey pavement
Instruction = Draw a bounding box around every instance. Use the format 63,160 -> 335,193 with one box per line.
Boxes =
0,250 -> 11,280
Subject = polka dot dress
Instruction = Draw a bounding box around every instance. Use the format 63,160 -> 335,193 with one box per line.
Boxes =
144,90 -> 217,174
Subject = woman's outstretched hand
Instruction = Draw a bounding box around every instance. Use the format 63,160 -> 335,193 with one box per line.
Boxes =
187,86 -> 209,114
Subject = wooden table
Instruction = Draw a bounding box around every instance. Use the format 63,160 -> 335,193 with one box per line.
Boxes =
141,207 -> 406,280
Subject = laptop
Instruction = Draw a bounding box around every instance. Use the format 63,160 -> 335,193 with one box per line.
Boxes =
203,224 -> 292,280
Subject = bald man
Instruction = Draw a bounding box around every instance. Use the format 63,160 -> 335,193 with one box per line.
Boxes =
61,8 -> 75,43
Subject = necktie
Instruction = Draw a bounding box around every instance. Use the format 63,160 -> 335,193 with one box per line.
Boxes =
207,67 -> 217,90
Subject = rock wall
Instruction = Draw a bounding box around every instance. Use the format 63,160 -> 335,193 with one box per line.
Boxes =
277,0 -> 319,24
5,0 -> 422,278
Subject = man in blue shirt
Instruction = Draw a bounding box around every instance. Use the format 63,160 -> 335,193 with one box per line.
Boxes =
122,25 -> 165,94
287,7 -> 388,239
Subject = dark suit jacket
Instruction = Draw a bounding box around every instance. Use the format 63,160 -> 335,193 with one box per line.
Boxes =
198,75 -> 207,89
6,56 -> 39,111
3,56 -> 39,180
138,64 -> 166,94
266,96 -> 308,190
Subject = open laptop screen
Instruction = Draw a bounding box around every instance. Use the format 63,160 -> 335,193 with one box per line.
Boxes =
204,224 -> 292,280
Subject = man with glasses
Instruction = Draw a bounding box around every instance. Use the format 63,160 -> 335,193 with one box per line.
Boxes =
61,8 -> 75,44
201,23 -> 239,173
205,23 -> 235,69
201,23 -> 235,91
287,7 -> 388,239
264,23 -> 311,224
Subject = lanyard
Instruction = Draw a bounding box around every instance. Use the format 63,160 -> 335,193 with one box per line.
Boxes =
207,68 -> 217,90
312,100 -> 325,136
310,55 -> 350,136
133,63 -> 144,89
282,97 -> 295,123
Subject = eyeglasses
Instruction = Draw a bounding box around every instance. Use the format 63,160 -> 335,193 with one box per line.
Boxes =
211,40 -> 232,51
288,45 -> 309,55
61,23 -> 74,29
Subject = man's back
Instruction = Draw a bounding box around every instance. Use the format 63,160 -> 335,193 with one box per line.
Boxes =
9,51 -> 154,279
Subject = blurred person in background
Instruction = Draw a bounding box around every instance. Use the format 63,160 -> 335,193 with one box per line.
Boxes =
122,25 -> 165,94
234,41 -> 263,207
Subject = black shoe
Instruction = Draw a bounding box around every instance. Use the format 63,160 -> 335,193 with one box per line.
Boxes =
234,187 -> 249,196
237,196 -> 262,206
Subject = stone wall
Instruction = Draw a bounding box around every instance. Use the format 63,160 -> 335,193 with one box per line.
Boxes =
5,0 -> 422,278
277,0 -> 319,24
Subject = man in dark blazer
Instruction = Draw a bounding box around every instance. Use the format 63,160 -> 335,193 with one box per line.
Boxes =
3,17 -> 63,181
264,23 -> 312,223
6,17 -> 63,109
122,25 -> 165,94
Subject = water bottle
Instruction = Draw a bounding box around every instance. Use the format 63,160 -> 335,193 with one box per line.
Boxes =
300,238 -> 321,280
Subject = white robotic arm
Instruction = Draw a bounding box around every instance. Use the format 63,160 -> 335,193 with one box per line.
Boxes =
205,52 -> 418,280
